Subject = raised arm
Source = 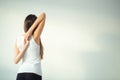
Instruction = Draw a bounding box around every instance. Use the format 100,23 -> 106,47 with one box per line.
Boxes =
25,13 -> 46,41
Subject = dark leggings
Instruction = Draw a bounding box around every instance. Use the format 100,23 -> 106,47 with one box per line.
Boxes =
17,73 -> 42,80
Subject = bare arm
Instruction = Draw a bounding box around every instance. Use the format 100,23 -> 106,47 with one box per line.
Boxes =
14,39 -> 29,64
33,13 -> 46,40
25,13 -> 46,40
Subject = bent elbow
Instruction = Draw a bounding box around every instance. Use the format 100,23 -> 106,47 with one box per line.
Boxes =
14,61 -> 17,64
14,59 -> 18,64
42,12 -> 46,20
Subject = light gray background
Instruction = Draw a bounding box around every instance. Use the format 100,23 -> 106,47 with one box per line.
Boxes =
0,0 -> 120,80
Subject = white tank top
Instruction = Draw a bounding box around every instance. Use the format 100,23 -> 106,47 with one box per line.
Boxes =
16,35 -> 42,76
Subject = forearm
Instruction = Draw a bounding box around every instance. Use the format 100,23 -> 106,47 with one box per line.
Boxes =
14,45 -> 28,64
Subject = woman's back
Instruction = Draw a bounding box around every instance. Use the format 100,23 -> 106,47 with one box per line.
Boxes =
16,35 -> 42,75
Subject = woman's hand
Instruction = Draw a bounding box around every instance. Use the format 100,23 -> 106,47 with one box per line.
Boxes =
24,38 -> 30,48
24,32 -> 31,41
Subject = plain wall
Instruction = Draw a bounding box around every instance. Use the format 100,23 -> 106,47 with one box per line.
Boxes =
0,0 -> 120,80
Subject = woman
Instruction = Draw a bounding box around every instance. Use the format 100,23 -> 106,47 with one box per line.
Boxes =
14,12 -> 46,80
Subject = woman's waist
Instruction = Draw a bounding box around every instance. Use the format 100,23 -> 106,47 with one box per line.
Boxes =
19,62 -> 41,72
22,58 -> 41,64
22,61 -> 41,66
18,62 -> 42,75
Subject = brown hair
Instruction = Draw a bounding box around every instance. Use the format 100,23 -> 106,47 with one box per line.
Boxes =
24,14 -> 44,59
